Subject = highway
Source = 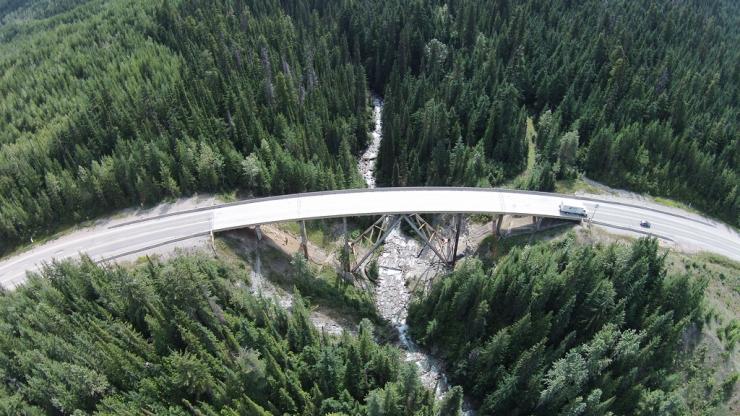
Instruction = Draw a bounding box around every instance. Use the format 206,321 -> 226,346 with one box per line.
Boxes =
1,188 -> 738,288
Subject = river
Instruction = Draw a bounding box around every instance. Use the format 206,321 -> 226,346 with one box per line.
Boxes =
358,96 -> 459,400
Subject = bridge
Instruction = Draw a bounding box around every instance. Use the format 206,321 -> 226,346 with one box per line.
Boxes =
1,187 -> 738,288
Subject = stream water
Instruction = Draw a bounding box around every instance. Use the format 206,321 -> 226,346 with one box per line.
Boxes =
358,96 -> 457,400
244,95 -> 472,409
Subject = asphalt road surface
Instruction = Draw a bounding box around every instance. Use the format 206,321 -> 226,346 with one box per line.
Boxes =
1,188 -> 737,288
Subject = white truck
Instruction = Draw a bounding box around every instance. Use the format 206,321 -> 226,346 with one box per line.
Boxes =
559,201 -> 587,217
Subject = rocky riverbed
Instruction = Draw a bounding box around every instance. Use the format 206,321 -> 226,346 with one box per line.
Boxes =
359,96 -> 464,401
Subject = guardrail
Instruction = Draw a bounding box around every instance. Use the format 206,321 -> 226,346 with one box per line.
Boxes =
109,187 -> 713,229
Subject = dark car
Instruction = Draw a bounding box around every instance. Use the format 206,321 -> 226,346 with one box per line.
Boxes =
640,220 -> 651,228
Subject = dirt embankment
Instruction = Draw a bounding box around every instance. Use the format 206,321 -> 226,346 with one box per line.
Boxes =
218,225 -> 356,336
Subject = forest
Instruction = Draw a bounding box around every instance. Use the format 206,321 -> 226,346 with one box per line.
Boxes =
0,253 -> 463,414
408,237 -> 709,415
0,0 -> 738,255
0,235 -> 724,415
0,1 -> 737,414
0,0 -> 740,416
0,0 -> 368,254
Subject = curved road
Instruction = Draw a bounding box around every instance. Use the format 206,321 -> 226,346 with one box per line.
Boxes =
1,188 -> 738,288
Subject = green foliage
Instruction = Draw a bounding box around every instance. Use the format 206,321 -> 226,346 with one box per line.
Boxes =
438,386 -> 463,416
1,0 -> 737,254
367,259 -> 379,282
321,0 -> 738,223
674,344 -> 737,415
409,237 -> 707,414
0,254 -> 452,414
287,254 -> 380,322
717,319 -> 739,351
0,0 -> 366,254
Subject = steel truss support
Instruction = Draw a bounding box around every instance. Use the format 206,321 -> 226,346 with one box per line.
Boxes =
351,215 -> 400,273
401,214 -> 451,265
349,213 -> 466,274
351,215 -> 391,247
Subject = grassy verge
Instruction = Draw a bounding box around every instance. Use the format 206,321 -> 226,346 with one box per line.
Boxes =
665,251 -> 739,414
217,190 -> 238,202
0,219 -> 102,260
525,117 -> 537,171
472,223 -> 575,268
502,117 -> 537,189
554,177 -> 605,194
653,196 -> 702,215
279,220 -> 339,251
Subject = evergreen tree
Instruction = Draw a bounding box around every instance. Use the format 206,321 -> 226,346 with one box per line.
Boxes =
408,237 -> 706,414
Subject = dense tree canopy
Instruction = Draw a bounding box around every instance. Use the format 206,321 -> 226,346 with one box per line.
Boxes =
0,0 -> 367,253
329,0 -> 738,221
0,253 -> 463,414
0,2 -> 735,413
408,237 -> 706,414
1,0 -> 737,248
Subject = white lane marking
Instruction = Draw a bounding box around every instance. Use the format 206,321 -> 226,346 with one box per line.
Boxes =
0,219 -> 211,275
594,214 -> 722,250
594,208 -> 734,247
2,191 -> 739,280
0,227 -> 212,288
0,213 -> 211,272
592,211 -> 738,258
83,220 -> 211,254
